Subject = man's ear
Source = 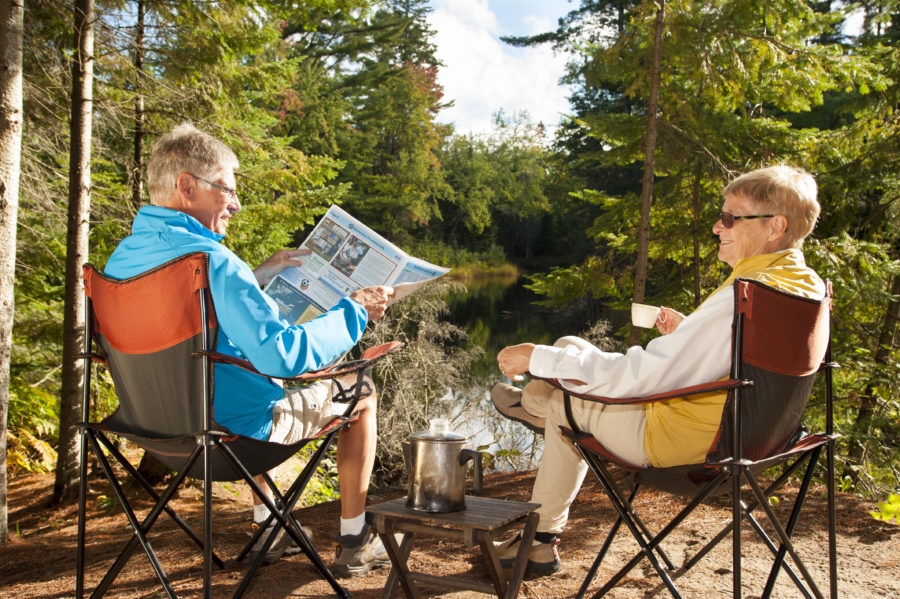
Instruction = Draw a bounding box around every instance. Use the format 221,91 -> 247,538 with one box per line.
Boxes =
163,172 -> 197,211
768,214 -> 788,242
175,172 -> 196,200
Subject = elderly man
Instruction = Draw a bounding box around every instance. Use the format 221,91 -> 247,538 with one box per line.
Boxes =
491,165 -> 826,575
105,123 -> 392,577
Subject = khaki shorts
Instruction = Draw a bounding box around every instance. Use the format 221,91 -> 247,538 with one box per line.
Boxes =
268,373 -> 374,445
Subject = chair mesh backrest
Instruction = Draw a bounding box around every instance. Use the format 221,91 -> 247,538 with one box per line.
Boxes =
708,279 -> 831,463
84,253 -> 218,439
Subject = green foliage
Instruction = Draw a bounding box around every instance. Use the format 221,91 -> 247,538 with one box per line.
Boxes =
435,112 -> 560,259
7,380 -> 58,474
302,445 -> 342,506
870,494 -> 900,524
403,240 -> 507,271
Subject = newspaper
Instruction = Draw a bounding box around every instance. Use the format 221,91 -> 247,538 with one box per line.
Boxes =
265,205 -> 450,325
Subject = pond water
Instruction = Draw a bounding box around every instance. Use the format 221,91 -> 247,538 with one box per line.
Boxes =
432,276 -> 564,472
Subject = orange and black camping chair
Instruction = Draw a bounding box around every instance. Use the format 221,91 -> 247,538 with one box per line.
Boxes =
540,278 -> 839,599
74,252 -> 403,599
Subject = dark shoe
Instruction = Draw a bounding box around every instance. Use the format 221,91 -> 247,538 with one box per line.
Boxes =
495,533 -> 561,577
250,520 -> 311,565
333,527 -> 390,578
491,383 -> 545,434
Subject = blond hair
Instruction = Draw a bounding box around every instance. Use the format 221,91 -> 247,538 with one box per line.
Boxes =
146,123 -> 238,206
724,165 -> 820,248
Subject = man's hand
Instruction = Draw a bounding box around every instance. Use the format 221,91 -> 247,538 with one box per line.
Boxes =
656,306 -> 685,335
253,249 -> 312,286
497,343 -> 535,379
350,285 -> 394,321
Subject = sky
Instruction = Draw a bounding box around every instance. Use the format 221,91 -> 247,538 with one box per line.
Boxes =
426,1 -> 866,138
427,0 -> 575,137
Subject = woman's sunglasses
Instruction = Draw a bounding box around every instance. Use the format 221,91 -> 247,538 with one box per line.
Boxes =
719,211 -> 774,229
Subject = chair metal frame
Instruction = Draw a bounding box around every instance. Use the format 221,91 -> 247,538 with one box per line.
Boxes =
74,252 -> 402,599
545,278 -> 839,599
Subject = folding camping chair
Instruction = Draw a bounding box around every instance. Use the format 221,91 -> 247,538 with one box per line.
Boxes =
543,278 -> 839,599
74,252 -> 403,599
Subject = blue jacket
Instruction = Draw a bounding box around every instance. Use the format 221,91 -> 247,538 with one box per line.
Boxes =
104,205 -> 368,439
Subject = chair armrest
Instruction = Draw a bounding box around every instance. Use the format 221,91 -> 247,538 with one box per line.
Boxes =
288,341 -> 405,383
198,341 -> 405,383
531,374 -> 751,405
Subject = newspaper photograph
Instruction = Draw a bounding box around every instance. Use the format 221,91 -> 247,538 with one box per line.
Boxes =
265,205 -> 450,324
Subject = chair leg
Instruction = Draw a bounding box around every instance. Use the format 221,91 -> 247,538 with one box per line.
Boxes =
745,471 -> 826,599
735,464 -> 821,599
761,448 -> 822,599
577,447 -> 738,599
576,485 -> 635,599
578,505 -> 623,598
677,454 -> 806,577
587,460 -> 684,599
742,503 -> 813,599
826,438 -> 838,599
587,458 -> 679,567
733,463 -> 742,599
76,427 -> 91,599
223,432 -> 350,599
96,432 -> 225,568
87,432 -> 194,598
203,437 -> 213,599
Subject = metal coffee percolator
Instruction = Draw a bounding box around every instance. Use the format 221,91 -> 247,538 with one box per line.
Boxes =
404,418 -> 483,513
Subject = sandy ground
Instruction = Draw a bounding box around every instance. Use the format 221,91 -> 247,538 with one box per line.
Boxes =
2,467 -> 898,598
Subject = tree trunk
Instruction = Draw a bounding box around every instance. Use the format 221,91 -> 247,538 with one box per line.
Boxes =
53,0 -> 94,505
131,0 -> 144,209
0,0 -> 25,543
628,0 -> 665,346
843,272 -> 900,488
690,163 -> 702,307
136,451 -> 173,486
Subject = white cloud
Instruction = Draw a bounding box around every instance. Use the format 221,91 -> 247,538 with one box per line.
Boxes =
428,0 -> 571,137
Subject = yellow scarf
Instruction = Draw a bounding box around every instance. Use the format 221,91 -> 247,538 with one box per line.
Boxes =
706,248 -> 825,305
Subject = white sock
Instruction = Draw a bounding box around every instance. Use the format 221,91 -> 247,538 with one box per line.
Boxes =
340,513 -> 366,537
253,503 -> 272,523
371,535 -> 386,558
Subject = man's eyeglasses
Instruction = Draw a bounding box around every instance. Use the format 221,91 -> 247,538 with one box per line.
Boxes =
719,211 -> 774,229
185,173 -> 238,199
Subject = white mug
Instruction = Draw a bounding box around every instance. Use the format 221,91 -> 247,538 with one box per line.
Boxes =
631,302 -> 660,328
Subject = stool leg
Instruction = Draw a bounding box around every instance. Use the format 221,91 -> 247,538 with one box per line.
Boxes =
379,527 -> 418,599
507,513 -> 539,599
480,531 -> 507,597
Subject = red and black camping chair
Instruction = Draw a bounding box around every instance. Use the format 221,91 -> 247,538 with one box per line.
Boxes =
539,278 -> 839,599
74,252 -> 403,599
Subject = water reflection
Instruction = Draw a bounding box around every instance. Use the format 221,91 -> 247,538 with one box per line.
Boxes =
445,276 -> 561,377
433,276 -> 561,472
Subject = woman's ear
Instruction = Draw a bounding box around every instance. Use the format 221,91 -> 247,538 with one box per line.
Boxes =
768,214 -> 788,242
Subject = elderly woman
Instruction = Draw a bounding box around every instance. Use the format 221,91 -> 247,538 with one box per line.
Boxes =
491,165 -> 826,576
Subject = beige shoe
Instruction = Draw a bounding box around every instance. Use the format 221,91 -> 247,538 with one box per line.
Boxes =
491,383 -> 545,434
332,527 -> 390,578
249,520 -> 311,565
495,533 -> 561,576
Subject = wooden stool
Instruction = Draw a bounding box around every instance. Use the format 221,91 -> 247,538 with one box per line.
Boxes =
368,496 -> 540,599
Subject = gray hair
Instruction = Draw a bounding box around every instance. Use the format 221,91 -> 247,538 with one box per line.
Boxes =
724,165 -> 820,248
146,123 -> 239,206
